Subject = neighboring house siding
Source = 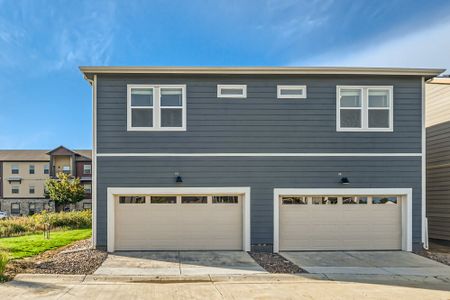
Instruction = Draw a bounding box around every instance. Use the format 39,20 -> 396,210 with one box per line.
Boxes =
96,74 -> 422,154
426,82 -> 450,241
96,156 -> 423,249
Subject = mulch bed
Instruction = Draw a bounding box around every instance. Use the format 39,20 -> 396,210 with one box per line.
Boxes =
4,239 -> 107,279
249,252 -> 305,273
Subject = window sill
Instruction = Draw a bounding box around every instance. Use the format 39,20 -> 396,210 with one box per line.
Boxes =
127,127 -> 187,132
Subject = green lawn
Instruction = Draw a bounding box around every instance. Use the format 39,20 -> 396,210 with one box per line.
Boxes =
0,229 -> 92,259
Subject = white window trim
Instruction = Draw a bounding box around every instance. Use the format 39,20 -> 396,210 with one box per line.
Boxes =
107,187 -> 251,252
217,84 -> 247,98
277,85 -> 307,99
273,188 -> 412,253
336,85 -> 394,132
127,84 -> 187,132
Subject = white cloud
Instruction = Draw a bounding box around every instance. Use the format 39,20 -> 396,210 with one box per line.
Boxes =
301,18 -> 450,74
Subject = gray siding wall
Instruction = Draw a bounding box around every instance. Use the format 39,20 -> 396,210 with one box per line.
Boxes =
97,74 -> 422,153
95,74 -> 424,250
96,156 -> 423,250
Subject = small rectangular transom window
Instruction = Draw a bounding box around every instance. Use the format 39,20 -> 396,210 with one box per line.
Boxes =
151,196 -> 177,204
119,196 -> 145,204
337,86 -> 393,132
212,196 -> 239,204
281,196 -> 307,205
277,85 -> 307,99
217,85 -> 247,98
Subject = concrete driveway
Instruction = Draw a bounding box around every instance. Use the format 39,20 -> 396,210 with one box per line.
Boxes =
281,251 -> 450,276
94,251 -> 266,276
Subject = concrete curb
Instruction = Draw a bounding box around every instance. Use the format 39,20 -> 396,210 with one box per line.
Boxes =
85,273 -> 328,284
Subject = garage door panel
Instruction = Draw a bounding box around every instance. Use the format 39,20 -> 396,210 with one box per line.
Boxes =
280,195 -> 402,251
115,194 -> 243,251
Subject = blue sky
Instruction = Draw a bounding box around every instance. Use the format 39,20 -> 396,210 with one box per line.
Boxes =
1,0 -> 450,149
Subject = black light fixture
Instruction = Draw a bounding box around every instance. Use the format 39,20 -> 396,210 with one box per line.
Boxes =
175,172 -> 183,183
340,177 -> 350,185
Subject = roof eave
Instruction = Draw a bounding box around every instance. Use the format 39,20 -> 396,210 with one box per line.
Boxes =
80,66 -> 445,80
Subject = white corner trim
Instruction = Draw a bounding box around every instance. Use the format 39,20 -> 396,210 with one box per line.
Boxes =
273,188 -> 413,253
92,74 -> 97,248
107,187 -> 251,252
217,84 -> 247,98
96,152 -> 422,157
421,76 -> 428,249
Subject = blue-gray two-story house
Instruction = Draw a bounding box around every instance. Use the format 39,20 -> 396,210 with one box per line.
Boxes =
80,66 -> 444,253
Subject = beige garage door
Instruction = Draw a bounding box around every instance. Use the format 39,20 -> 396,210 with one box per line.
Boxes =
280,195 -> 402,251
115,194 -> 242,250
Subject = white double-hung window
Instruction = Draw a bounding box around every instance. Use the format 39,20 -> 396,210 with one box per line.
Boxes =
127,84 -> 186,131
337,86 -> 393,132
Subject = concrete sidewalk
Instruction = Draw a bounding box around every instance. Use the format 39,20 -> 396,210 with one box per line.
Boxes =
1,273 -> 449,300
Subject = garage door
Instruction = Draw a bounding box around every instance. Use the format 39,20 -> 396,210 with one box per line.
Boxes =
115,194 -> 243,250
279,195 -> 402,251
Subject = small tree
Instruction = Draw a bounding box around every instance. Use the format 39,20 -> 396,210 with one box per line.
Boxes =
45,172 -> 85,212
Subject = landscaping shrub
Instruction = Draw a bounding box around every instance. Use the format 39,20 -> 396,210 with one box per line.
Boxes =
0,251 -> 8,276
0,210 -> 91,238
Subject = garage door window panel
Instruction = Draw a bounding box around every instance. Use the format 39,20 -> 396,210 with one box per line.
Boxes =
151,196 -> 177,204
372,196 -> 398,205
281,196 -> 307,205
181,196 -> 207,204
212,196 -> 239,204
119,196 -> 146,204
311,196 -> 338,205
343,196 -> 368,204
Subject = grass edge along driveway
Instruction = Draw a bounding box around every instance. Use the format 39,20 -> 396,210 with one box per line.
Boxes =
0,229 -> 92,259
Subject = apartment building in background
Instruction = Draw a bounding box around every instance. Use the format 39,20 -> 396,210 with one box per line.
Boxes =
0,146 -> 92,215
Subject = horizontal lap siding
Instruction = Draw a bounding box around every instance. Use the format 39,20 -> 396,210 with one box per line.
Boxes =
96,74 -> 422,153
96,156 -> 422,249
426,83 -> 450,241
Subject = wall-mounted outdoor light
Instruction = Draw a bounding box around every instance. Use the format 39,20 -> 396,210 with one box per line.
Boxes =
175,172 -> 183,183
338,172 -> 350,185
340,177 -> 350,185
